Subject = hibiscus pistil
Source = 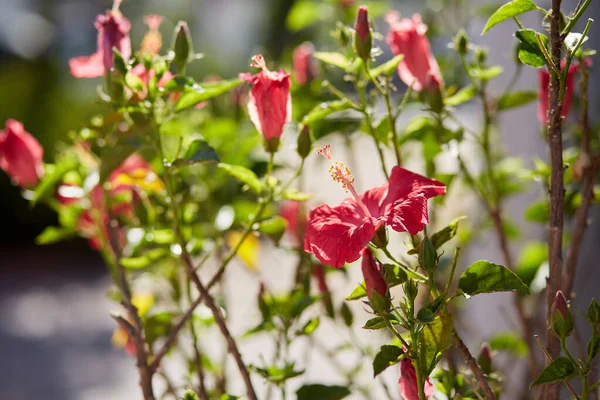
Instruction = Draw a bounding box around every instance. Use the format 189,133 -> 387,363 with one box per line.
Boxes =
318,145 -> 372,218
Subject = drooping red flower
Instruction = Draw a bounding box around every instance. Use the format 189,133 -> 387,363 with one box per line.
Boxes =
0,119 -> 44,188
304,146 -> 445,268
69,1 -> 132,78
399,357 -> 434,400
293,42 -> 317,86
537,62 -> 579,124
361,248 -> 387,299
239,55 -> 291,148
385,12 -> 442,92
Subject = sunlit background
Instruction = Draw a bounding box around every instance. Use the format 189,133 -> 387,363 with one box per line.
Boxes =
0,0 -> 598,399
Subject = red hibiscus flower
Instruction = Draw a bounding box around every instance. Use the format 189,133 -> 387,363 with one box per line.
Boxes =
69,0 -> 131,78
304,146 -> 445,268
0,119 -> 44,188
239,55 -> 291,151
399,357 -> 434,400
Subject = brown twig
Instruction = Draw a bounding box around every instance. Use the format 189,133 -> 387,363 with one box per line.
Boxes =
106,218 -> 156,400
534,335 -> 580,399
541,0 -> 566,397
562,65 -> 594,299
454,332 -> 497,400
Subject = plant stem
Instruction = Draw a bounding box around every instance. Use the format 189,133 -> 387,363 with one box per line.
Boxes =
562,0 -> 593,35
383,77 -> 402,166
186,279 -> 210,400
454,332 -> 497,400
443,246 -> 461,298
380,246 -> 428,281
541,0 -> 566,397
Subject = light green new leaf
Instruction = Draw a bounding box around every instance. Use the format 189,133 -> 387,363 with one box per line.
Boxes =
497,91 -> 538,110
370,54 -> 404,78
302,100 -> 353,125
218,163 -> 264,194
482,0 -> 539,34
445,86 -> 477,106
175,78 -> 243,111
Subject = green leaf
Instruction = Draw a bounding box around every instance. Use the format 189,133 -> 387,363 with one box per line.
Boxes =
31,158 -> 79,205
218,163 -> 263,194
373,345 -> 403,377
314,52 -> 351,70
398,116 -> 437,145
151,229 -> 176,245
515,29 -> 549,68
219,396 -> 240,400
459,260 -> 531,296
416,307 -> 435,324
430,216 -> 467,249
298,317 -> 320,335
175,78 -> 243,111
471,66 -> 503,81
173,139 -> 219,166
374,115 -> 391,144
296,384 -> 351,400
281,188 -> 313,201
525,200 -> 549,223
488,331 -> 529,358
183,390 -> 199,400
250,363 -> 304,384
445,86 -> 477,106
144,312 -> 174,347
286,1 -> 332,32
346,283 -> 367,301
257,216 -> 288,244
347,265 -> 407,301
370,54 -> 404,78
497,91 -> 538,110
302,100 -> 352,125
482,0 -> 538,34
363,315 -> 398,330
419,313 -> 454,376
340,302 -> 354,327
35,226 -> 75,245
121,256 -> 151,269
125,71 -> 144,92
516,241 -> 547,286
530,357 -> 577,387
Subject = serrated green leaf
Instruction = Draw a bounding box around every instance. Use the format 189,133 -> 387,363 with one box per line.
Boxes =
218,163 -> 263,194
296,384 -> 351,400
302,100 -> 352,125
497,91 -> 538,110
445,86 -> 477,106
459,260 -> 531,296
482,0 -> 538,34
35,226 -> 75,245
373,345 -> 403,377
121,256 -> 151,269
515,29 -> 549,68
175,78 -> 243,111
530,357 -> 577,387
430,216 -> 467,248
370,54 -> 404,77
173,139 -> 219,166
314,52 -> 351,70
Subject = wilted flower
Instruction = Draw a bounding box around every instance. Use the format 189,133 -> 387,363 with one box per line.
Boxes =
69,0 -> 132,78
385,12 -> 442,92
304,145 -> 446,268
0,119 -> 44,188
240,55 -> 291,152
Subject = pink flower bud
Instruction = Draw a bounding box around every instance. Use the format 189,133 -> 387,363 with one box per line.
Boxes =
0,119 -> 44,188
537,61 -> 579,124
354,6 -> 372,60
69,2 -> 132,78
361,248 -> 387,299
399,358 -> 434,400
385,12 -> 442,92
293,42 -> 318,86
553,290 -> 569,319
239,55 -> 291,152
551,290 -> 574,338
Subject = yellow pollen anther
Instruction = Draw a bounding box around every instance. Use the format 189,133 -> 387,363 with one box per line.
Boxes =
328,161 -> 355,192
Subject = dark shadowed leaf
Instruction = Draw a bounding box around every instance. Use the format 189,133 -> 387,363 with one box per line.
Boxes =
497,91 -> 538,110
173,139 -> 219,166
296,384 -> 351,400
373,345 -> 403,376
430,216 -> 467,249
530,357 -> 577,387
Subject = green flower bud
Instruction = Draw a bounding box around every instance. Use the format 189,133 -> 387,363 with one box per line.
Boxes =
453,29 -> 470,55
172,21 -> 193,73
587,298 -> 600,326
551,290 -> 574,338
297,125 -> 312,159
404,279 -> 418,302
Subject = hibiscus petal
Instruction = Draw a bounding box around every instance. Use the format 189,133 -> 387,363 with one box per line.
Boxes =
386,194 -> 429,235
380,166 -> 446,213
69,52 -> 105,78
304,203 -> 378,268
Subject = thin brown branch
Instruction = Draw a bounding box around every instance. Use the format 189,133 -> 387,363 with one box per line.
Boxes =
541,0 -> 566,397
534,335 -> 580,399
106,218 -> 155,400
562,66 -> 594,299
454,332 -> 497,400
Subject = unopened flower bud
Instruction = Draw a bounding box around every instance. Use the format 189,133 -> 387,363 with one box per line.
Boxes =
477,342 -> 493,375
404,279 -> 418,302
587,298 -> 600,326
353,6 -> 372,61
475,47 -> 488,65
361,248 -> 390,314
371,226 -> 388,249
172,21 -> 192,73
297,125 -> 312,159
453,29 -> 469,55
335,22 -> 351,47
551,290 -> 574,338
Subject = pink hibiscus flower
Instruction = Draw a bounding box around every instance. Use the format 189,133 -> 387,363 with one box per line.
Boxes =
304,145 -> 446,268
